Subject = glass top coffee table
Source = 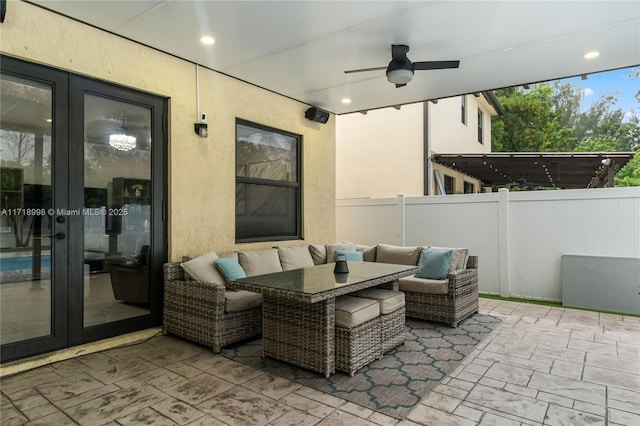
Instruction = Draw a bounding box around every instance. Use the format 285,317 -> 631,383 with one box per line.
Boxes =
229,262 -> 417,377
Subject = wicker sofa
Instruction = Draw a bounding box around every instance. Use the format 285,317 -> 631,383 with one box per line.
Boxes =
163,242 -> 478,353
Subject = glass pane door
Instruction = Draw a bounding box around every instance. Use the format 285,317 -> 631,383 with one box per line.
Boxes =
0,75 -> 55,344
82,95 -> 151,327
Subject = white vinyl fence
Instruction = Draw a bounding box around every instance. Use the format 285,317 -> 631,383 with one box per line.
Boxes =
336,187 -> 640,302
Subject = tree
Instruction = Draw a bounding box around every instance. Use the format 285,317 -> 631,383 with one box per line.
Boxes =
491,77 -> 639,187
491,85 -> 573,152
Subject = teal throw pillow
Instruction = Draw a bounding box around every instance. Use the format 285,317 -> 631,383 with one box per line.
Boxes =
214,258 -> 247,283
334,249 -> 364,262
416,249 -> 452,280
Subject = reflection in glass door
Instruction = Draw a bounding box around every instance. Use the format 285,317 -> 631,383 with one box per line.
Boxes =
1,56 -> 165,363
82,95 -> 151,327
0,71 -> 65,350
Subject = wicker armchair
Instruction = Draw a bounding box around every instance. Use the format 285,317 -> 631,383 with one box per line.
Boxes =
163,262 -> 262,353
400,256 -> 479,327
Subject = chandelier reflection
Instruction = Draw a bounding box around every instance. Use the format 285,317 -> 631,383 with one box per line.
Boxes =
109,115 -> 136,151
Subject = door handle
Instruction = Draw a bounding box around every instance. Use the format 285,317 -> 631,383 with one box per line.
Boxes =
54,232 -> 65,240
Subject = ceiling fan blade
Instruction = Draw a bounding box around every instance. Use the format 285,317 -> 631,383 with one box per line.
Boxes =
413,60 -> 460,70
344,66 -> 387,74
391,44 -> 409,62
395,83 -> 407,88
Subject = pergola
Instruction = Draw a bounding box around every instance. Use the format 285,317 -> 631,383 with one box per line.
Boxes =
432,152 -> 635,189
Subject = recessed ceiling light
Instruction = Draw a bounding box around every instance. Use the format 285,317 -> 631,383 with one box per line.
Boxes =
583,51 -> 600,59
341,98 -> 351,104
200,36 -> 215,45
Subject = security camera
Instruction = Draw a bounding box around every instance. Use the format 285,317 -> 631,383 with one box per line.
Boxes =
200,113 -> 207,123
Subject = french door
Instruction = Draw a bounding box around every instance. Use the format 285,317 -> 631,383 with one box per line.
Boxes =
0,56 -> 166,362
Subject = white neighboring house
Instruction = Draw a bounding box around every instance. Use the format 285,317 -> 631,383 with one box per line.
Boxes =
336,93 -> 503,198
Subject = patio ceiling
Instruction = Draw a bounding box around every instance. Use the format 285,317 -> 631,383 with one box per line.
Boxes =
26,1 -> 640,115
431,152 -> 635,189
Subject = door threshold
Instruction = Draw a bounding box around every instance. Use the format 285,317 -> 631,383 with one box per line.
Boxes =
0,327 -> 162,378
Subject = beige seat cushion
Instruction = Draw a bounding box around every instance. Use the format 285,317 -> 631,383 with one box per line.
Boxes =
225,290 -> 263,312
399,275 -> 449,295
376,243 -> 421,266
278,246 -> 315,271
352,288 -> 405,314
335,296 -> 380,328
428,246 -> 469,272
238,248 -> 283,276
326,242 -> 357,263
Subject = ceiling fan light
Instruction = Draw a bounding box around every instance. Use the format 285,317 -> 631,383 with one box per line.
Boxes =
386,68 -> 414,85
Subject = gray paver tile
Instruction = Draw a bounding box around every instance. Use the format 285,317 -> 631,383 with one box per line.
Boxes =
24,410 -> 79,425
162,374 -> 235,406
483,336 -> 537,359
544,404 -> 604,426
528,371 -> 605,405
585,352 -> 640,374
197,387 -> 290,426
151,397 -> 207,425
550,359 -> 583,380
484,363 -> 533,386
477,412 -> 521,426
418,392 -> 461,413
608,408 -> 640,425
582,365 -> 640,392
453,404 -> 484,422
478,350 -> 552,372
116,406 -> 177,425
280,393 -> 336,418
62,384 -> 169,426
269,408 -> 322,425
572,400 -> 605,417
407,404 -> 475,426
466,384 -> 548,423
243,372 -> 302,400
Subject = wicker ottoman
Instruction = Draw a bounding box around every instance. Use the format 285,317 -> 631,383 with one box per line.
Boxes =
352,288 -> 406,354
335,296 -> 381,376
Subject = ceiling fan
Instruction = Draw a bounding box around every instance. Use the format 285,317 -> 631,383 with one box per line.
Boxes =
344,44 -> 460,88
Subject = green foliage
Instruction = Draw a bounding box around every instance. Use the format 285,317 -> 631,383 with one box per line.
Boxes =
491,85 -> 573,152
614,151 -> 640,187
491,74 -> 640,187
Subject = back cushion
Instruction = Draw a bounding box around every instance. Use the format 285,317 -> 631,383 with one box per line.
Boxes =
278,246 -> 315,271
428,246 -> 469,271
180,251 -> 226,284
238,248 -> 283,276
309,244 -> 328,265
356,244 -> 377,262
376,243 -> 421,266
326,242 -> 357,263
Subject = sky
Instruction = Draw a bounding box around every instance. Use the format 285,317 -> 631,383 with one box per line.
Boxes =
557,67 -> 639,120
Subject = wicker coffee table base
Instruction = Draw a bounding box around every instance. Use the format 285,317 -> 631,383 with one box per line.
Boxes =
262,295 -> 335,378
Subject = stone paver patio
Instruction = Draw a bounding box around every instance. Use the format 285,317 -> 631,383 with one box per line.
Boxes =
1,298 -> 638,425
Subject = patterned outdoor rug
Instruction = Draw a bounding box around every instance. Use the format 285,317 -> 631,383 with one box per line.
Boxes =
221,313 -> 501,419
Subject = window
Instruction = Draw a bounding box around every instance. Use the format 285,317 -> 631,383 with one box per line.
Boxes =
235,119 -> 301,242
461,95 -> 466,124
464,181 -> 475,194
444,175 -> 455,194
477,109 -> 484,144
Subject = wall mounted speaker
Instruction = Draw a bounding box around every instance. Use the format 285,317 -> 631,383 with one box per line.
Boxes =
305,106 -> 329,124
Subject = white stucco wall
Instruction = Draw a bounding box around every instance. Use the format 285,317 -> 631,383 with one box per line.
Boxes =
336,94 -> 498,198
428,95 -> 494,154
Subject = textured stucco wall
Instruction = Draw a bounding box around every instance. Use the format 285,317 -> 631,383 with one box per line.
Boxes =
335,103 -> 424,198
1,1 -> 336,260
